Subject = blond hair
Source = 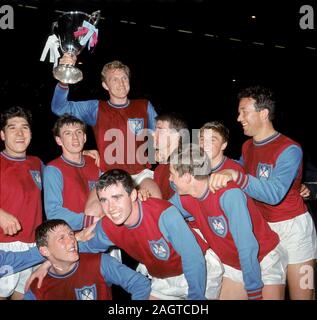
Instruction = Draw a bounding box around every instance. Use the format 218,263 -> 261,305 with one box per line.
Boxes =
101,60 -> 131,82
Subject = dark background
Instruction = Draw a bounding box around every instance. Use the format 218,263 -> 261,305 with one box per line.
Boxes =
1,0 -> 317,169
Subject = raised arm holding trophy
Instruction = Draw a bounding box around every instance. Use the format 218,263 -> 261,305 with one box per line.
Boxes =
41,10 -> 100,84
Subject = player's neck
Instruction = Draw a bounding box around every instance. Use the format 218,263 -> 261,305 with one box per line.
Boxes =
124,200 -> 140,227
191,179 -> 209,199
62,151 -> 83,164
253,123 -> 276,142
211,153 -> 224,169
4,148 -> 26,158
109,96 -> 129,106
50,261 -> 77,275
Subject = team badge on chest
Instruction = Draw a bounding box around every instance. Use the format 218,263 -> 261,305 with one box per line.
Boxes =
208,215 -> 228,238
75,284 -> 97,300
149,238 -> 170,260
128,118 -> 144,135
29,170 -> 42,190
256,163 -> 273,180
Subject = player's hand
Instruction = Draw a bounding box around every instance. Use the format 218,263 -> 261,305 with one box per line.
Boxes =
24,261 -> 51,291
138,188 -> 151,201
59,53 -> 77,66
83,149 -> 100,167
209,169 -> 237,193
0,209 -> 22,235
300,183 -> 311,199
75,222 -> 97,242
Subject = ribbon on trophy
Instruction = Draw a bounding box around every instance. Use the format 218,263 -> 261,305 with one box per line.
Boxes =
40,34 -> 61,67
73,20 -> 98,50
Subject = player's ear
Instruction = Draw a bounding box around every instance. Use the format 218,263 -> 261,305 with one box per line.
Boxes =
39,246 -> 50,258
55,136 -> 62,146
0,130 -> 4,141
221,141 -> 228,151
102,81 -> 109,91
130,189 -> 138,202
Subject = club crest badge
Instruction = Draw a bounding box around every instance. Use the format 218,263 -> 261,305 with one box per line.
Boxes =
29,170 -> 42,190
75,284 -> 97,300
208,215 -> 228,238
128,118 -> 144,136
256,163 -> 273,180
149,238 -> 170,260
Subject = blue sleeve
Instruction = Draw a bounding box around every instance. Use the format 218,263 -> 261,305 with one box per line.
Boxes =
242,145 -> 302,205
168,193 -> 193,219
147,101 -> 157,131
78,220 -> 115,253
51,84 -> 99,126
100,254 -> 150,300
0,247 -> 45,277
159,207 -> 207,300
43,165 -> 85,231
220,189 -> 263,294
23,290 -> 37,300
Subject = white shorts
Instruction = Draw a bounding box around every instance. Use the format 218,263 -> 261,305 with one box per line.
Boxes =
138,248 -> 223,300
268,212 -> 317,264
223,243 -> 288,285
131,169 -> 154,186
0,242 -> 36,297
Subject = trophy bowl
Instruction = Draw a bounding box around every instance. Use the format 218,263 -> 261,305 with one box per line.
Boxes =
53,10 -> 100,84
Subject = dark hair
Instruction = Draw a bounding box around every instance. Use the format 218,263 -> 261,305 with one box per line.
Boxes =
35,219 -> 70,248
0,106 -> 32,130
238,86 -> 275,121
52,114 -> 87,137
155,112 -> 188,131
96,169 -> 135,196
200,121 -> 229,143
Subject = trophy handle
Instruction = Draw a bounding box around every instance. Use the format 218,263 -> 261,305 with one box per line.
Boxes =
90,10 -> 101,26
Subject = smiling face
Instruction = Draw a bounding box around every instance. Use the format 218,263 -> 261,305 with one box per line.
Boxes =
0,116 -> 31,157
237,97 -> 263,138
97,182 -> 137,226
199,129 -> 227,163
40,224 -> 79,269
102,68 -> 130,104
55,123 -> 86,159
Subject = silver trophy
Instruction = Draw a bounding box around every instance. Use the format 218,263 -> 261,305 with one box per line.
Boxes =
52,10 -> 100,84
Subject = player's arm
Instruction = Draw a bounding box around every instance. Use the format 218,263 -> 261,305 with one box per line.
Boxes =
220,188 -> 263,299
236,145 -> 302,204
168,193 -> 194,219
159,206 -> 207,300
100,253 -> 151,300
0,247 -> 44,277
78,220 -> 115,253
51,83 -> 99,125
